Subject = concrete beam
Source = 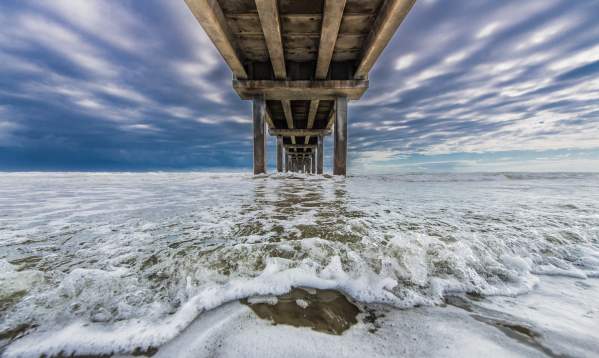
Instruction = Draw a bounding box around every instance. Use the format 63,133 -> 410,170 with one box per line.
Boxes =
233,80 -> 368,100
325,107 -> 335,130
185,0 -> 248,79
287,149 -> 314,155
304,99 -> 320,144
284,144 -> 316,149
333,97 -> 348,176
264,107 -> 275,129
253,96 -> 266,174
354,0 -> 416,79
315,0 -> 346,79
255,0 -> 287,80
270,129 -> 331,137
281,99 -> 296,144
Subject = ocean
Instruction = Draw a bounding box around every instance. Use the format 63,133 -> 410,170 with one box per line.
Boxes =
1,172 -> 598,357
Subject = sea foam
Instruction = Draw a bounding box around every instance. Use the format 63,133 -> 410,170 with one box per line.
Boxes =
1,172 -> 598,356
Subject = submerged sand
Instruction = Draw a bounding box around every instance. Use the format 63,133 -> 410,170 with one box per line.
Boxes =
242,288 -> 360,335
154,276 -> 599,358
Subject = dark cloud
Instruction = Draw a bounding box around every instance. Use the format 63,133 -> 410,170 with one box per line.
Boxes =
0,0 -> 597,171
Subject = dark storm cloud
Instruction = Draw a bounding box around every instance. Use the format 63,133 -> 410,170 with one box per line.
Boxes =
0,0 -> 597,171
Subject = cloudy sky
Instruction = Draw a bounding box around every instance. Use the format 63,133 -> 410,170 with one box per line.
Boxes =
0,0 -> 598,172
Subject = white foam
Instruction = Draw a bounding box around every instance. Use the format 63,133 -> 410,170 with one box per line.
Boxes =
1,172 -> 598,356
295,299 -> 309,309
0,260 -> 43,301
247,296 -> 278,305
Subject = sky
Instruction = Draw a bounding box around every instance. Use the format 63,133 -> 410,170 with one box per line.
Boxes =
0,0 -> 598,173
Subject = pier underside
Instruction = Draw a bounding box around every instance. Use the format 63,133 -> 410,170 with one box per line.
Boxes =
186,0 -> 415,175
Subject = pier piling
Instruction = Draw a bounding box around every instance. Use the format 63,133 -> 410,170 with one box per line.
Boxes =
334,97 -> 348,176
253,96 -> 266,174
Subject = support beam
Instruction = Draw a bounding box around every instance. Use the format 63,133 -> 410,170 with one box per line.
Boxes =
325,108 -> 335,130
311,153 -> 316,174
281,100 -> 294,129
276,137 -> 283,172
281,99 -> 296,144
285,153 -> 289,172
284,144 -> 316,149
315,0 -> 346,79
333,97 -> 348,176
264,107 -> 275,129
317,135 -> 324,174
253,96 -> 266,174
185,0 -> 248,79
233,80 -> 368,100
255,0 -> 287,80
354,0 -> 416,79
304,99 -> 320,144
270,129 -> 331,137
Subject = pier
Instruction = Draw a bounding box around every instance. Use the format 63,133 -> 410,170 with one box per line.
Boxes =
185,0 -> 415,175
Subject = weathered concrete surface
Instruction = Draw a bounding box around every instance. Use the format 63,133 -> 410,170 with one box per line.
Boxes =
233,80 -> 369,101
253,96 -> 266,174
185,0 -> 415,175
333,97 -> 348,176
317,135 -> 324,174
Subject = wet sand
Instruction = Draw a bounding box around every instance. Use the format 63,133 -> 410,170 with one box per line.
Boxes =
242,288 -> 360,335
2,277 -> 597,357
154,277 -> 599,358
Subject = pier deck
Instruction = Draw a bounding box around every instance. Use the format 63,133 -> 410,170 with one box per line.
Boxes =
186,0 -> 415,175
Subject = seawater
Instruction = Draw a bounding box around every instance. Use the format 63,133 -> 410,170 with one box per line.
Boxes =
1,172 -> 598,356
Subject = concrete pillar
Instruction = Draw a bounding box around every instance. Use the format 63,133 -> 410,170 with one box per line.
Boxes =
285,153 -> 289,172
333,96 -> 348,176
311,153 -> 316,174
276,137 -> 283,172
253,96 -> 266,174
317,135 -> 324,174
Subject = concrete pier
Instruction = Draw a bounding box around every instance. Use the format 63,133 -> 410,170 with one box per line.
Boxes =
253,96 -> 266,174
186,0 -> 415,175
334,96 -> 348,176
285,153 -> 289,172
317,136 -> 324,175
276,137 -> 283,172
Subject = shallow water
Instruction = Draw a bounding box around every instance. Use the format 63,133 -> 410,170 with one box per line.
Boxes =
1,172 -> 598,357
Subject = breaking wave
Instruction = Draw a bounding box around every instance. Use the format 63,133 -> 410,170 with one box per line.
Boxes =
1,172 -> 598,356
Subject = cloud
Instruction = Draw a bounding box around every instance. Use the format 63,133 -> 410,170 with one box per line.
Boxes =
354,0 -> 599,165
31,0 -> 150,53
476,22 -> 501,39
395,53 -> 416,71
0,107 -> 22,147
0,0 -> 597,171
